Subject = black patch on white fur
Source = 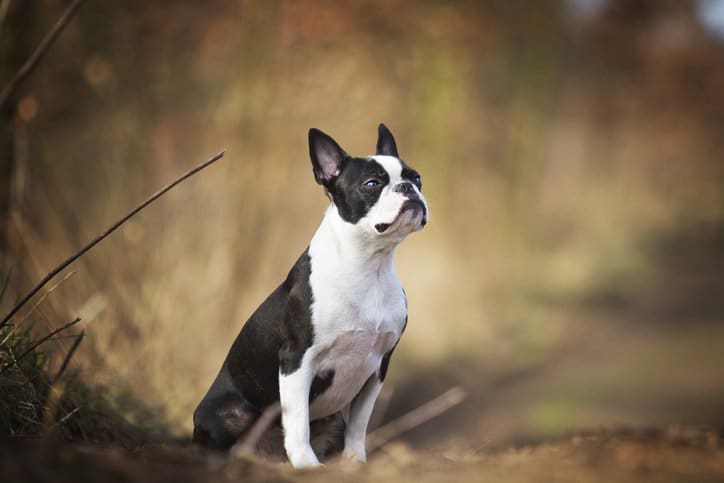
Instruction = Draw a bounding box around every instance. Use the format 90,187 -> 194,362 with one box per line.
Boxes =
328,157 -> 390,224
379,349 -> 395,383
309,369 -> 335,403
379,316 -> 406,382
279,251 -> 315,376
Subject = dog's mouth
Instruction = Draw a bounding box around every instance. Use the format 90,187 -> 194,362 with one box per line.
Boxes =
374,223 -> 391,233
375,199 -> 428,233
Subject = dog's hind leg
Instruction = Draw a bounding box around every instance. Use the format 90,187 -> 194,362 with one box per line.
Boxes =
193,365 -> 258,450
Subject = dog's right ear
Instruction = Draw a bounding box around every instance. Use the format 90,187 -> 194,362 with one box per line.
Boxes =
309,128 -> 348,186
376,123 -> 399,158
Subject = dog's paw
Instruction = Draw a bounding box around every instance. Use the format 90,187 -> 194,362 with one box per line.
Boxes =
341,451 -> 366,464
342,441 -> 367,463
287,446 -> 323,469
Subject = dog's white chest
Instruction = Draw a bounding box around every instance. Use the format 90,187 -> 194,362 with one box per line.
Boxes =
303,208 -> 411,420
308,325 -> 399,419
306,257 -> 407,419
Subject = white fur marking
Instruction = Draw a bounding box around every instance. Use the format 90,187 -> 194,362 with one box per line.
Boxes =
306,210 -> 407,419
372,155 -> 403,180
279,354 -> 321,468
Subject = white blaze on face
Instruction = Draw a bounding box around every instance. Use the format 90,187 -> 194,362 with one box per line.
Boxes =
373,155 -> 403,179
360,155 -> 427,236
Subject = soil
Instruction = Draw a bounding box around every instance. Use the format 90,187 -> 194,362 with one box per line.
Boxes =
2,429 -> 723,483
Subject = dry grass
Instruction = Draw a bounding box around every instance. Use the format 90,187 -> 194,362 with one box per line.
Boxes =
0,315 -> 159,447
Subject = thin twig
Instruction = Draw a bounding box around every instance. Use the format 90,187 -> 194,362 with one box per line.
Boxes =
0,0 -> 85,109
233,402 -> 282,458
52,329 -> 84,383
52,406 -> 79,427
0,150 -> 226,331
0,316 -> 80,374
366,386 -> 467,452
368,385 -> 393,431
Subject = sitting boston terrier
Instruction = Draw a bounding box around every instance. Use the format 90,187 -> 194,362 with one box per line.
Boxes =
193,124 -> 428,468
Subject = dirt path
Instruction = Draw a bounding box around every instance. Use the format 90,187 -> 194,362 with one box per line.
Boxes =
3,429 -> 723,483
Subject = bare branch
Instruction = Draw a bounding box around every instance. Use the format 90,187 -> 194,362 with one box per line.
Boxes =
0,150 -> 226,330
0,0 -> 86,109
366,386 -> 467,452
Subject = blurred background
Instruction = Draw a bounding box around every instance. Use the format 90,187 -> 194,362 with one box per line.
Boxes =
1,0 -> 723,451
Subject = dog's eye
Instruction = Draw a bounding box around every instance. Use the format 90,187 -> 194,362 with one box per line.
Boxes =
413,175 -> 421,186
364,179 -> 380,188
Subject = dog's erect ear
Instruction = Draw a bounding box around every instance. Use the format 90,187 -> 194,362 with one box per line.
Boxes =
376,123 -> 399,158
309,128 -> 348,186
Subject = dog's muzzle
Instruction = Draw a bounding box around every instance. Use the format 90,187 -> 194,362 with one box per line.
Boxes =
375,198 -> 428,233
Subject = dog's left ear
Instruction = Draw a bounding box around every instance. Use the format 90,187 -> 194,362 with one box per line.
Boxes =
309,128 -> 348,186
376,123 -> 399,158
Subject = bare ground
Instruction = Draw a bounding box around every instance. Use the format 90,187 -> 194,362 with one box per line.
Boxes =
2,428 -> 723,483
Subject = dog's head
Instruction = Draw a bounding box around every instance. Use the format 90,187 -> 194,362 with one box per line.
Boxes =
309,124 -> 428,241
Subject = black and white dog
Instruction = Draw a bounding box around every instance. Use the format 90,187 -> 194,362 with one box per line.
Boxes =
193,124 -> 428,468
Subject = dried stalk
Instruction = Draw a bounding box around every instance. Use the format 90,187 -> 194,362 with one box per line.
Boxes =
52,329 -> 85,383
17,271 -> 76,327
0,150 -> 225,331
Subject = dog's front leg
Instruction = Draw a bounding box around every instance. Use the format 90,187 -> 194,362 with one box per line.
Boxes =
343,373 -> 382,462
279,360 -> 320,468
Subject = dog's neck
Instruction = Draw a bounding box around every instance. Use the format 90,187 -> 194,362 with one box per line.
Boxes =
309,204 -> 401,278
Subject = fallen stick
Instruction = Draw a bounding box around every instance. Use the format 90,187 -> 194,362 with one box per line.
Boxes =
0,0 -> 86,109
0,149 -> 226,331
233,402 -> 282,458
234,386 -> 466,458
366,385 -> 467,452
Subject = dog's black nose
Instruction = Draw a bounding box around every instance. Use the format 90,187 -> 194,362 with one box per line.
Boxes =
394,182 -> 414,194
